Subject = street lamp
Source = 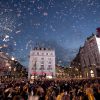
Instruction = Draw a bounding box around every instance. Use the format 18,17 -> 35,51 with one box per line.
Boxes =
9,66 -> 11,71
9,66 -> 11,78
11,56 -> 15,61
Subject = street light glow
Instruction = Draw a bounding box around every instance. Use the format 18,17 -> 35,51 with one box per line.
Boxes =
9,66 -> 11,69
11,57 -> 15,60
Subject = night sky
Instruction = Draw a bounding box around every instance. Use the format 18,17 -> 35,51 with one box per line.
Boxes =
0,0 -> 100,67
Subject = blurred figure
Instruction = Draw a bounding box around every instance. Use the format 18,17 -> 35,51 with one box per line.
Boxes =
28,95 -> 39,100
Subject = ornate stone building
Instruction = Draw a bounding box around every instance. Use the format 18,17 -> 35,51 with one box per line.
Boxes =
80,33 -> 100,78
70,28 -> 100,78
28,47 -> 55,79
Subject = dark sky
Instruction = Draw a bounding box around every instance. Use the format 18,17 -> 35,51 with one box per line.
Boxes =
0,0 -> 100,66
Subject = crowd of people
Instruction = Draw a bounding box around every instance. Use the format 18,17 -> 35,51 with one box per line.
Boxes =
0,78 -> 100,100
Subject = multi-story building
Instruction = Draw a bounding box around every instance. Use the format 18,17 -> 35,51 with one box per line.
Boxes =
70,28 -> 100,78
56,65 -> 67,78
70,52 -> 82,78
0,52 -> 27,79
28,47 -> 55,79
79,28 -> 100,78
0,52 -> 10,73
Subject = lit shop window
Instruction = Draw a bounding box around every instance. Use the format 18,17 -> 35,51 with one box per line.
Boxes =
86,73 -> 88,77
90,70 -> 94,77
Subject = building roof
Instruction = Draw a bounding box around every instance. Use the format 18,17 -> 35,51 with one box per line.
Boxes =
33,47 -> 54,51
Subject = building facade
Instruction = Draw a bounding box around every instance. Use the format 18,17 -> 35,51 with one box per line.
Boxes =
70,28 -> 100,78
0,52 -> 27,79
0,52 -> 11,75
28,47 -> 55,79
80,34 -> 100,78
56,65 -> 67,78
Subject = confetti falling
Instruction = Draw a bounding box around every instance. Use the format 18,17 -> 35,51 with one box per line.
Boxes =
0,0 -> 100,66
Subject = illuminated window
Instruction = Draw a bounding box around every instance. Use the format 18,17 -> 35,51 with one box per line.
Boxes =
86,73 -> 88,77
90,70 -> 94,73
90,70 -> 94,77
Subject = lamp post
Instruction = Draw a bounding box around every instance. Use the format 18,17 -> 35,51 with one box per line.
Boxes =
11,56 -> 15,61
9,66 -> 11,78
10,56 -> 16,79
69,67 -> 72,78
